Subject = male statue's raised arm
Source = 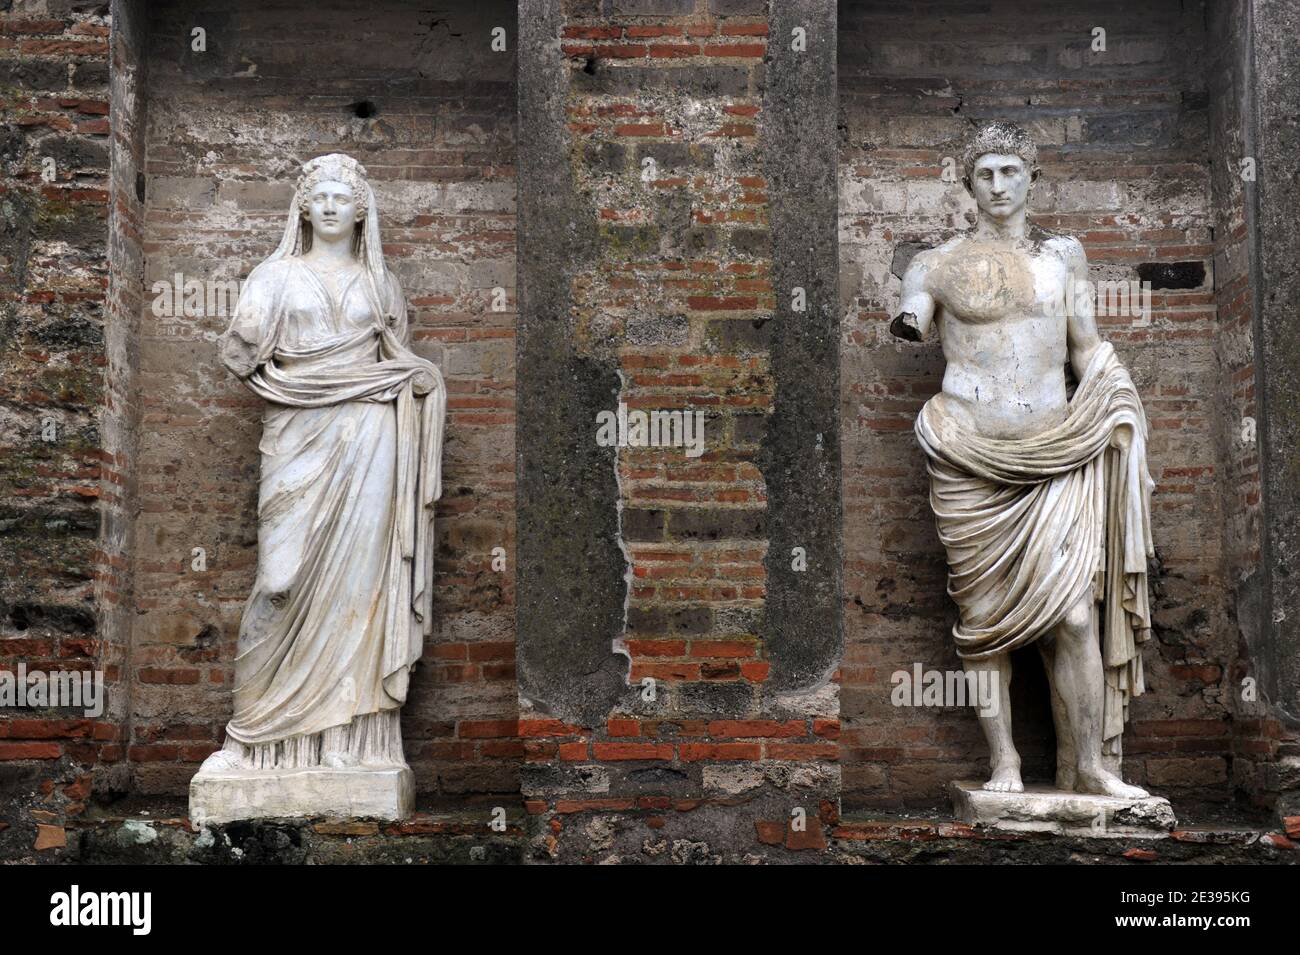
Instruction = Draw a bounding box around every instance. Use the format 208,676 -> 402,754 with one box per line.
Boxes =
890,250 -> 936,342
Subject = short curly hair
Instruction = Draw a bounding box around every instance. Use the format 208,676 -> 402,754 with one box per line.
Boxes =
960,121 -> 1039,184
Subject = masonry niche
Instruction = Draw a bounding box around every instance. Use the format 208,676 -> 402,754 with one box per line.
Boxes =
837,0 -> 1260,815
121,0 -> 518,810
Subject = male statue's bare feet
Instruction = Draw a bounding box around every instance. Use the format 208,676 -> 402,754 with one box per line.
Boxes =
322,750 -> 360,769
983,761 -> 1024,793
1076,765 -> 1148,799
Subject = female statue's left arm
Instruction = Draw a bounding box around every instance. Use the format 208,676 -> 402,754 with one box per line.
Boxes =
382,271 -> 412,346
383,272 -> 444,400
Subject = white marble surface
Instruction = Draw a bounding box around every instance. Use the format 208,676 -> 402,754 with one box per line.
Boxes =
191,766 -> 414,826
950,781 -> 1176,837
893,123 -> 1156,799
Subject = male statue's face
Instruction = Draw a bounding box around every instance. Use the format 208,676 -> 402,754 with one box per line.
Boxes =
967,153 -> 1035,222
305,179 -> 358,241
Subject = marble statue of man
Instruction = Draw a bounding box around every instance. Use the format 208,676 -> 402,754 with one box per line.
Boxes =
891,121 -> 1155,799
190,154 -> 445,823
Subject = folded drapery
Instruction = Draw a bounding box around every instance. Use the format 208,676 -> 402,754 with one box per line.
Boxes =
217,257 -> 444,753
915,342 -> 1155,751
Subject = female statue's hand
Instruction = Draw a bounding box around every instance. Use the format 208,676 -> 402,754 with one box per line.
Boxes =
412,366 -> 439,396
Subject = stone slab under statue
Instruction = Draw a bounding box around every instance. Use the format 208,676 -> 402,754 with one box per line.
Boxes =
190,767 -> 414,827
891,121 -> 1173,832
949,781 -> 1176,837
190,153 -> 444,824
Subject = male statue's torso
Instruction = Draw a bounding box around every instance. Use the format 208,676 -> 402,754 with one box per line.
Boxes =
909,228 -> 1076,441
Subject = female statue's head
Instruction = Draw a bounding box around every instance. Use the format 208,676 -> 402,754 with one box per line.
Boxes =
296,154 -> 370,248
291,154 -> 370,253
264,153 -> 397,313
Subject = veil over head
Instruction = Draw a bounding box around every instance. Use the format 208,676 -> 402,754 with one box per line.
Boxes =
264,153 -> 397,317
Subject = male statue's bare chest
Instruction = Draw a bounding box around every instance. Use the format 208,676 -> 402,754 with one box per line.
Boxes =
927,239 -> 1067,326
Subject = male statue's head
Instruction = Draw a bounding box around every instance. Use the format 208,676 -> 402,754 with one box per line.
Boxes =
961,121 -> 1040,224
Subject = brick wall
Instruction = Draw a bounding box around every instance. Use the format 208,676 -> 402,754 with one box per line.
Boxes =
568,8 -> 779,722
516,0 -> 841,862
838,0 -> 1241,811
2,0 -> 1294,863
0,2 -> 114,858
128,0 -> 517,808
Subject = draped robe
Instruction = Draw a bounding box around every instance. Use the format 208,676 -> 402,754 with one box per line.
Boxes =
217,257 -> 444,768
915,342 -> 1154,751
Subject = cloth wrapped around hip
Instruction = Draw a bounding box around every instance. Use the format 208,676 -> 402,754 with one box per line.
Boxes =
915,342 -> 1155,751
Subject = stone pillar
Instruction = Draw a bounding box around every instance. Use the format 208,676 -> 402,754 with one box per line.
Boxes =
516,0 -> 628,730
103,0 -> 149,805
516,0 -> 841,861
760,0 -> 841,693
1250,0 -> 1300,727
1246,0 -> 1300,822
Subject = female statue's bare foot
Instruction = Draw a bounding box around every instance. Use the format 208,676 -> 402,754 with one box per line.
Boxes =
1076,766 -> 1148,799
983,762 -> 1023,793
322,750 -> 360,769
198,749 -> 247,776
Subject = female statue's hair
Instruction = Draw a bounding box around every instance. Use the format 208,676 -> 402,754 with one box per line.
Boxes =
264,153 -> 398,318
960,120 -> 1040,184
295,154 -> 371,218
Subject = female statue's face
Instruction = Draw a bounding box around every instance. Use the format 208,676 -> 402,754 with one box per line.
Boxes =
304,179 -> 359,242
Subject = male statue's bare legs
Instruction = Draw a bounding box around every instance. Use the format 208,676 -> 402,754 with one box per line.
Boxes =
1045,595 -> 1148,798
964,653 -> 1021,792
1037,639 -> 1077,790
969,598 -> 1148,797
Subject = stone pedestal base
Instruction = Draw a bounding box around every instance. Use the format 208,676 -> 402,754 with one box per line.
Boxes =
189,766 -> 414,827
949,780 -> 1176,838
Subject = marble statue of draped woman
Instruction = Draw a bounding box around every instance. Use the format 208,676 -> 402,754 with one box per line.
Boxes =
199,154 -> 444,776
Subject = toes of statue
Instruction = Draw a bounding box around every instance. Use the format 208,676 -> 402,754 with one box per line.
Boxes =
199,750 -> 246,776
323,750 -> 360,769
